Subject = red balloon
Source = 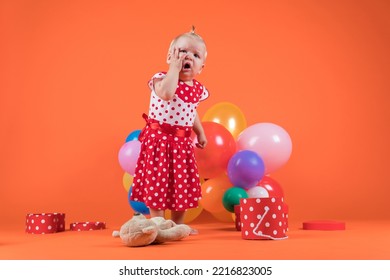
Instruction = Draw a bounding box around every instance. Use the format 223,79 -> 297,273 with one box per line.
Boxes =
257,176 -> 284,198
193,122 -> 237,178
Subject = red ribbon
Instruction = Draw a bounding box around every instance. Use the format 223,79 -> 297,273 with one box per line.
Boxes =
139,113 -> 191,142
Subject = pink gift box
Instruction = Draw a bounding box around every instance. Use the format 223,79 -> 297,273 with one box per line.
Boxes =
240,197 -> 288,240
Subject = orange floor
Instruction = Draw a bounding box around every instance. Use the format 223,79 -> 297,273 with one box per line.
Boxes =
1,215 -> 390,260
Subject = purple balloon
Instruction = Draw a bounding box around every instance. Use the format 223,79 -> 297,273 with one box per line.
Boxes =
227,150 -> 265,189
118,140 -> 141,175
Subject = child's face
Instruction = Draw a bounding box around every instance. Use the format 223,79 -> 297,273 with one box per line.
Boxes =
172,36 -> 206,80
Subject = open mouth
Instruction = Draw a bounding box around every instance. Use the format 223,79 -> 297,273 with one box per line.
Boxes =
183,63 -> 191,69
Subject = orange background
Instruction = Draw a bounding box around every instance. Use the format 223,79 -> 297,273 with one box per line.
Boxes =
1,0 -> 390,233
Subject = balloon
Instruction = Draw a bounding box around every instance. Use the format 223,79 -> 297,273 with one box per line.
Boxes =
237,123 -> 292,174
194,122 -> 237,178
257,176 -> 284,198
165,206 -> 203,224
122,172 -> 133,192
199,174 -> 232,213
222,187 -> 248,213
210,210 -> 234,223
125,129 -> 141,142
247,186 -> 269,198
118,140 -> 141,175
128,187 -> 150,215
202,102 -> 247,139
227,150 -> 265,189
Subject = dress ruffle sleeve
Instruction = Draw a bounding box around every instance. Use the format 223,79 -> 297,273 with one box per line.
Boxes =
147,72 -> 166,91
199,87 -> 209,101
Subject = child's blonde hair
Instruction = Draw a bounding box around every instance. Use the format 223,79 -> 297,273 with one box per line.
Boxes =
169,26 -> 207,57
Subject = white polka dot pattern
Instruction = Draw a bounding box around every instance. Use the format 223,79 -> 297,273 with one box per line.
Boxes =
130,126 -> 201,211
25,213 -> 65,234
130,73 -> 208,211
240,197 -> 288,240
147,72 -> 209,127
70,221 -> 106,231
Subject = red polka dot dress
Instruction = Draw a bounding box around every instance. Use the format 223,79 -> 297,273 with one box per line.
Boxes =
130,72 -> 209,211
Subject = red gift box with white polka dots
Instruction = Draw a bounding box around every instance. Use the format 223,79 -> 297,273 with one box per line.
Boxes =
70,221 -> 106,231
240,197 -> 288,240
234,205 -> 241,231
25,213 -> 65,234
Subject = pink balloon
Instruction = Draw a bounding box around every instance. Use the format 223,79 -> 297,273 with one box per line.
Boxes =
237,123 -> 292,174
118,140 -> 141,175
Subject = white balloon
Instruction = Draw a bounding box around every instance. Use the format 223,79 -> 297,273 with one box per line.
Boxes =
247,186 -> 269,198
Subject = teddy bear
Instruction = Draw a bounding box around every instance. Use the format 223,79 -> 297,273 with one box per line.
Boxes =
112,213 -> 195,247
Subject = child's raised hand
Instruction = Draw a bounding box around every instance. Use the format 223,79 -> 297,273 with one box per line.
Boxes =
169,47 -> 185,72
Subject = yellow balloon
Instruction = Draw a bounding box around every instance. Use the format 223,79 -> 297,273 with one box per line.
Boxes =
122,172 -> 133,192
165,206 -> 203,224
202,102 -> 247,139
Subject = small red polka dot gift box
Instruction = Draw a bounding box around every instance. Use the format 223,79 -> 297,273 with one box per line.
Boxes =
234,205 -> 241,231
25,213 -> 65,234
70,221 -> 106,231
240,198 -> 288,240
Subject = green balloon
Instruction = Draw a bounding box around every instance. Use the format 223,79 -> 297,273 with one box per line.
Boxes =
222,187 -> 248,213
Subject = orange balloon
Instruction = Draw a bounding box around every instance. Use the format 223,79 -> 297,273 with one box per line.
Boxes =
165,206 -> 203,224
202,102 -> 247,139
122,172 -> 133,192
199,174 -> 232,213
210,210 -> 234,223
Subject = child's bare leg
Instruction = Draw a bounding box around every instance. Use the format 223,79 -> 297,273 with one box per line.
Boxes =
149,209 -> 164,218
171,210 -> 198,234
171,210 -> 185,224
